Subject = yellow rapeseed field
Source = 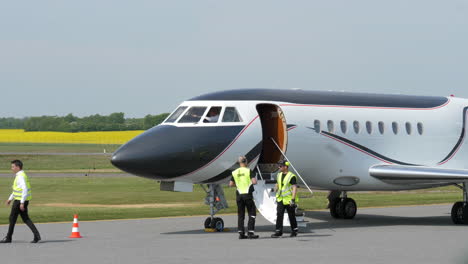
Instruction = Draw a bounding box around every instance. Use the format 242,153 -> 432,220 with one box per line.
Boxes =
0,129 -> 144,144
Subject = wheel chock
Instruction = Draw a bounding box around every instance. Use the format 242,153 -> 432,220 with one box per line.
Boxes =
204,228 -> 231,232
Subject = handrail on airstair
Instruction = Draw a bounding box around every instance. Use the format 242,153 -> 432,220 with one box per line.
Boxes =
270,137 -> 314,196
255,165 -> 264,181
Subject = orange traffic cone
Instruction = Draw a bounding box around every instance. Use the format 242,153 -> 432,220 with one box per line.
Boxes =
69,214 -> 82,238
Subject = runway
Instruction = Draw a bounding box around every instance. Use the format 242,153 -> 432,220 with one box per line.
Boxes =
0,204 -> 467,264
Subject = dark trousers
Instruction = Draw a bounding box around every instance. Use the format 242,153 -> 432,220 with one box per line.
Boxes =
6,200 -> 40,239
275,202 -> 298,234
236,195 -> 256,233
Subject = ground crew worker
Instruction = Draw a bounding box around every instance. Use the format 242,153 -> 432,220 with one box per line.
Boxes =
229,156 -> 259,239
0,160 -> 41,243
271,160 -> 298,238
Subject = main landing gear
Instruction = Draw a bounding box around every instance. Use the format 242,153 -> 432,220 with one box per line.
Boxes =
328,191 -> 357,219
451,183 -> 468,225
201,184 -> 228,231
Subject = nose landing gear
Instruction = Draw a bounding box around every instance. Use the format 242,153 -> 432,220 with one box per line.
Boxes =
201,184 -> 228,231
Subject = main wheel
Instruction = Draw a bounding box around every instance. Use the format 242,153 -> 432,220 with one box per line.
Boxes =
211,217 -> 224,231
342,198 -> 357,219
204,217 -> 212,228
451,202 -> 468,224
329,198 -> 341,219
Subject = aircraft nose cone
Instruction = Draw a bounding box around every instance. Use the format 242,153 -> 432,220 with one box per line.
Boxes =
111,125 -> 243,179
110,152 -> 130,170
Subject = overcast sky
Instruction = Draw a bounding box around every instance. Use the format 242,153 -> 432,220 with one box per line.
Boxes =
1,0 -> 467,118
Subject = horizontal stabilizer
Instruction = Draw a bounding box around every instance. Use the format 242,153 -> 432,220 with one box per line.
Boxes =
370,165 -> 468,184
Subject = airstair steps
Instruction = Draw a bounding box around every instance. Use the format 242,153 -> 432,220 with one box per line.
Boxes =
253,179 -> 307,227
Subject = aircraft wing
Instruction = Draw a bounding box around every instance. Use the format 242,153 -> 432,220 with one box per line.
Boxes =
369,165 -> 468,185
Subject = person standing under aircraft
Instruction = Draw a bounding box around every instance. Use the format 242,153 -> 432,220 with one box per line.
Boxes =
229,156 -> 259,239
271,160 -> 298,238
0,160 -> 41,243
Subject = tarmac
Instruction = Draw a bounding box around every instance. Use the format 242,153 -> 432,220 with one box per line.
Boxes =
0,204 -> 467,264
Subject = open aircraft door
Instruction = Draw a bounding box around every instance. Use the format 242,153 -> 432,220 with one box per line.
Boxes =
256,104 -> 288,170
253,104 -> 306,227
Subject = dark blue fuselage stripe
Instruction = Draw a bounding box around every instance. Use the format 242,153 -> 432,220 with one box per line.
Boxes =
201,141 -> 263,183
437,106 -> 468,164
319,131 -> 417,166
318,104 -> 468,166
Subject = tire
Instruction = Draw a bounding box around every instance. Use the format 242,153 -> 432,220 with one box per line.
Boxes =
451,202 -> 466,224
211,217 -> 224,232
336,199 -> 346,218
204,217 -> 212,228
330,198 -> 342,219
342,198 -> 357,219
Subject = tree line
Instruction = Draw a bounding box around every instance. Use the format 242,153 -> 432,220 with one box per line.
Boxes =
0,113 -> 169,132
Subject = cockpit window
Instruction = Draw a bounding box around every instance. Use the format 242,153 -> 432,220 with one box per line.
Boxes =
203,106 -> 222,123
222,107 -> 242,122
165,106 -> 188,123
178,106 -> 207,123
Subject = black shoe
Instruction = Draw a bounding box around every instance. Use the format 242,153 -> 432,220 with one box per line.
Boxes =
290,231 -> 298,237
31,236 -> 41,243
271,232 -> 282,238
248,233 -> 259,239
0,237 -> 12,243
239,233 -> 247,239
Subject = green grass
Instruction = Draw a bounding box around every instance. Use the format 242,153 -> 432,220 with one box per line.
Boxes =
0,155 -> 114,171
0,143 -> 121,172
0,177 -> 462,225
0,143 -> 121,153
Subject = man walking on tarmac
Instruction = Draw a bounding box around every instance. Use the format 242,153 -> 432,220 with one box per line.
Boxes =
0,160 -> 41,243
271,160 -> 299,238
229,156 -> 259,239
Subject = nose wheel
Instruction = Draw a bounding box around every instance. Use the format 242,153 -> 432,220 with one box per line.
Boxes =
201,184 -> 228,232
204,217 -> 225,231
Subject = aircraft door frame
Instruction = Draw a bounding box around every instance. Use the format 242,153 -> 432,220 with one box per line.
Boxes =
256,104 -> 288,169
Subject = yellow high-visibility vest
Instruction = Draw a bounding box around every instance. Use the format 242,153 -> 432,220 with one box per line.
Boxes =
12,171 -> 32,201
276,171 -> 296,205
232,167 -> 252,194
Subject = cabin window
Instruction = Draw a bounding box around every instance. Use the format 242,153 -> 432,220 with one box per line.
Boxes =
405,122 -> 412,135
417,122 -> 424,135
165,106 -> 188,123
314,120 -> 321,133
353,121 -> 360,134
340,120 -> 347,134
222,107 -> 242,122
378,121 -> 385,134
203,106 -> 222,123
327,120 -> 335,133
392,122 -> 399,135
366,121 -> 372,134
178,106 -> 207,123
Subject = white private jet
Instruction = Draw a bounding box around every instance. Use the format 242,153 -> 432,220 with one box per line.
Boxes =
111,89 -> 468,230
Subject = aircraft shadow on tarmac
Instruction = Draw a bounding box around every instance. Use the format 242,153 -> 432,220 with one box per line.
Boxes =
161,209 -> 455,235
160,228 -> 330,236
160,224 -> 321,235
304,210 -> 455,230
